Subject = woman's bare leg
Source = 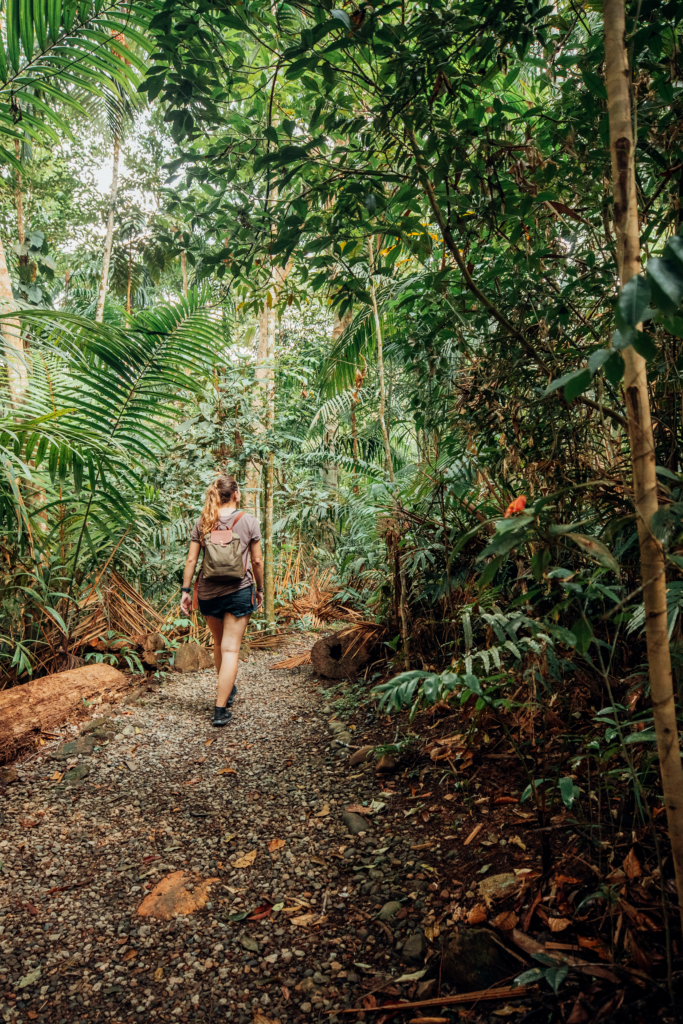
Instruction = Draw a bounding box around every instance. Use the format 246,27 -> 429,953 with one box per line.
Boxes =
215,613 -> 250,708
205,615 -> 224,677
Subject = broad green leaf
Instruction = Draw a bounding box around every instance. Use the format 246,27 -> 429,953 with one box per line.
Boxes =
631,331 -> 657,361
564,368 -> 592,401
570,617 -> 593,655
615,275 -> 651,330
559,776 -> 578,809
567,533 -> 619,571
647,257 -> 683,316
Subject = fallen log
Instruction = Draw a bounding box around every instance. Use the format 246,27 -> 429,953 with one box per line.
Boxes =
0,664 -> 128,765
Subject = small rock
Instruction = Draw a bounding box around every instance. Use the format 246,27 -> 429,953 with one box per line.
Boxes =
378,901 -> 402,922
121,724 -> 136,738
416,978 -> 437,999
81,716 -> 113,735
441,928 -> 520,990
300,1002 -> 312,1014
478,872 -> 521,904
58,764 -> 90,786
174,643 -> 214,673
51,734 -> 97,760
343,810 -> 370,835
349,745 -> 374,766
401,931 -> 426,964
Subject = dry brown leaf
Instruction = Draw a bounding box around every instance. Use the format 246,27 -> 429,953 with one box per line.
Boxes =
154,967 -> 164,981
289,912 -> 317,927
137,872 -> 218,920
253,1014 -> 279,1024
491,911 -> 519,931
233,850 -> 257,868
281,985 -> 290,1001
548,917 -> 571,933
215,768 -> 237,776
205,739 -> 214,747
51,771 -> 62,781
122,949 -> 137,961
623,847 -> 642,879
424,921 -> 440,941
467,904 -> 487,925
268,838 -> 286,852
314,803 -> 330,818
509,835 -> 527,851
345,804 -> 369,815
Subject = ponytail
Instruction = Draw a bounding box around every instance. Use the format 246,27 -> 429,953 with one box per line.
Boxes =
199,477 -> 240,538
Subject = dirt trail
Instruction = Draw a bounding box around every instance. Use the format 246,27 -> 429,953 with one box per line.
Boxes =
0,655 -> 463,1024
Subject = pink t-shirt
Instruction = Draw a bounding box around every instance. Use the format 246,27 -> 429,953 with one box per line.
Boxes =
190,511 -> 261,599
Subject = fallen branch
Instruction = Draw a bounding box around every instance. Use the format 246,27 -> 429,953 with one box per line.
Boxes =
328,983 -> 532,1013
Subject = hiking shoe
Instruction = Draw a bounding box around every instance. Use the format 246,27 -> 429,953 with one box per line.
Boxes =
227,684 -> 238,707
212,705 -> 232,727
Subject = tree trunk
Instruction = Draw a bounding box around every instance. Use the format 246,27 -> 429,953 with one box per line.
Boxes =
95,131 -> 120,323
181,250 -> 188,297
351,357 -> 366,493
126,239 -> 132,315
0,232 -> 26,403
263,293 -> 277,626
13,140 -> 25,257
368,235 -> 394,482
604,0 -> 683,932
322,311 -> 351,491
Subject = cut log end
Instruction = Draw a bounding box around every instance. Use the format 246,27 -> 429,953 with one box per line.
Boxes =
310,630 -> 373,679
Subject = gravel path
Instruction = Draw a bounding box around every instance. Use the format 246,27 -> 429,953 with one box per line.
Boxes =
0,655 -> 456,1024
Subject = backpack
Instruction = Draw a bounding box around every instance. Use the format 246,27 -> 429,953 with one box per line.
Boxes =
201,511 -> 247,581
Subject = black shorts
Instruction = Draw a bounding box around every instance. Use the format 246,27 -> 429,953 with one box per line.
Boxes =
198,587 -> 256,620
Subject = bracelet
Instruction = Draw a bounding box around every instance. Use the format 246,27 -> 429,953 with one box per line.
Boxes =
256,589 -> 264,594
181,587 -> 191,594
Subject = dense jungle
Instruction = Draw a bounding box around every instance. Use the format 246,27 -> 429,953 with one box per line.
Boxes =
1,0 -> 683,1020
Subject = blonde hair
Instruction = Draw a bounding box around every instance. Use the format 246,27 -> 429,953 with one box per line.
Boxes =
199,477 -> 240,539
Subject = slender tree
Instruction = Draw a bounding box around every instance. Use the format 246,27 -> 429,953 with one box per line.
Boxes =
368,236 -> 393,482
95,130 -> 121,322
0,234 -> 25,403
604,0 -> 683,930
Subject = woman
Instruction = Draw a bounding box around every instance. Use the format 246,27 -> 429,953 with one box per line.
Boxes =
180,477 -> 264,726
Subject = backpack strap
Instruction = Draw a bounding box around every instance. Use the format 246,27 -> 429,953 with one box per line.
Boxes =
204,510 -> 247,544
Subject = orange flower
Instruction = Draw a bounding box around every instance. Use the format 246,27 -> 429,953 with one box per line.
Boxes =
504,495 -> 527,518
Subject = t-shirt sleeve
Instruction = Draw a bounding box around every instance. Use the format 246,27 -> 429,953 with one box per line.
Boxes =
190,518 -> 202,544
249,514 -> 262,543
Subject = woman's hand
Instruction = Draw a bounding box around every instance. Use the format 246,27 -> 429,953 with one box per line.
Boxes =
180,591 -> 192,616
256,589 -> 264,610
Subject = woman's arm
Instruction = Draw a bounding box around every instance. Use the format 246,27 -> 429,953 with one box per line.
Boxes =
180,540 -> 201,615
250,539 -> 264,608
